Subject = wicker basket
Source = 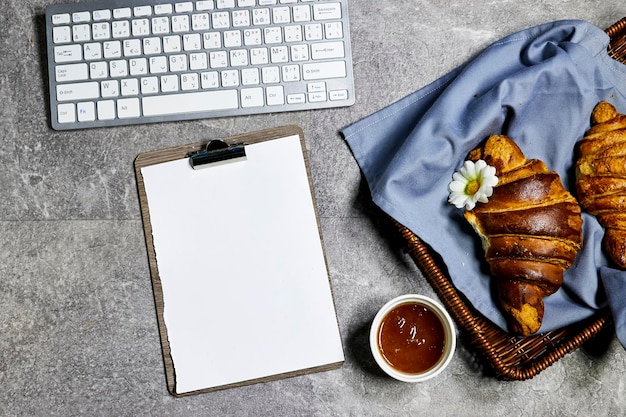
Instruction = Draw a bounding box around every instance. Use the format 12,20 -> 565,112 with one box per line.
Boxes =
607,17 -> 626,63
395,19 -> 626,381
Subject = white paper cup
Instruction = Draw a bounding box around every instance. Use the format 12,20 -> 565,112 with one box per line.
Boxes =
370,294 -> 456,382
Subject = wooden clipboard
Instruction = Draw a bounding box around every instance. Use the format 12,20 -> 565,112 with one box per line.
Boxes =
134,125 -> 344,396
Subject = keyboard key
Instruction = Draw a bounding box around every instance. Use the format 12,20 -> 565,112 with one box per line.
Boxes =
54,44 -> 82,63
56,81 -> 99,101
169,54 -> 188,71
83,43 -> 102,60
250,47 -> 268,65
77,101 -> 96,121
264,27 -> 282,44
329,89 -> 349,101
221,69 -> 239,87
163,35 -> 182,52
150,56 -> 168,73
192,13 -> 211,30
141,76 -> 159,94
311,41 -> 344,60
212,11 -> 230,28
109,59 -> 128,77
92,22 -> 111,40
93,10 -> 112,21
232,10 -> 251,27
252,8 -> 270,25
262,66 -> 280,83
291,44 -> 309,61
308,91 -> 326,102
183,33 -> 202,50
287,93 -> 305,104
282,65 -> 300,82
117,98 -> 141,118
307,81 -> 325,93
189,52 -> 209,70
241,67 -> 259,85
241,87 -> 264,107
142,90 -> 238,116
304,23 -> 322,40
101,80 -> 120,97
209,50 -> 228,67
121,78 -> 140,96
103,41 -> 122,58
224,30 -> 242,47
52,13 -> 71,25
113,8 -> 132,19
302,61 -> 346,80
200,71 -> 219,88
58,103 -> 76,123
181,73 -> 199,90
152,17 -> 171,34
112,21 -> 131,38
217,0 -> 236,8
325,21 -> 343,39
72,24 -> 91,42
284,25 -> 302,42
176,2 -> 194,12
312,3 -> 341,20
53,26 -> 71,44
273,7 -> 290,23
266,85 -> 284,105
90,61 -> 108,79
196,1 -> 215,11
72,11 -> 91,23
155,4 -> 173,15
124,38 -> 142,56
161,75 -> 179,91
134,6 -> 152,17
230,49 -> 248,66
97,100 -> 116,120
55,63 -> 89,82
292,5 -> 311,22
244,28 -> 262,45
172,15 -> 190,32
143,38 -> 162,54
132,19 -> 151,36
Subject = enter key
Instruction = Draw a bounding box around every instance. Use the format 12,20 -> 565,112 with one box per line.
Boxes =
311,41 -> 345,60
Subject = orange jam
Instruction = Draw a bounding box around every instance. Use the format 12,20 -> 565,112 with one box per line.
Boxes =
377,302 -> 446,374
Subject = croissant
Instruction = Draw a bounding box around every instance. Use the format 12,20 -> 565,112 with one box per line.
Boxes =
576,101 -> 626,268
464,135 -> 583,336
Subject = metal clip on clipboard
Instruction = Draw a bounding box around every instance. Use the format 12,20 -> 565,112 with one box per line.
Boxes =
188,140 -> 247,169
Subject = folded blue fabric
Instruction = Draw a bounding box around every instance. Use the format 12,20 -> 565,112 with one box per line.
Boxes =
342,20 -> 626,348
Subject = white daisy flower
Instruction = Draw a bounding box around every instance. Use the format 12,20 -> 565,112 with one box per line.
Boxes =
448,159 -> 498,210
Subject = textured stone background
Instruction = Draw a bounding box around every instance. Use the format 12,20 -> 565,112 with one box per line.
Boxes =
2,1 -> 626,416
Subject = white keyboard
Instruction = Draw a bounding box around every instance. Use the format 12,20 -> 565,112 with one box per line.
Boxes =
45,0 -> 355,130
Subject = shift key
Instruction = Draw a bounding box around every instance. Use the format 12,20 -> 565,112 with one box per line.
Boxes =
302,61 -> 346,80
56,81 -> 99,101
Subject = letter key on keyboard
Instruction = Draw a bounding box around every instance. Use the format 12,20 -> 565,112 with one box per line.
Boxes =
45,0 -> 355,130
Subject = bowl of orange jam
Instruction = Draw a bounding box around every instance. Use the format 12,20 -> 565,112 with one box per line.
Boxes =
370,294 -> 456,382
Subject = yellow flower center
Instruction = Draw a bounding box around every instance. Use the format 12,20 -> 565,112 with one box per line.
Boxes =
465,179 -> 480,195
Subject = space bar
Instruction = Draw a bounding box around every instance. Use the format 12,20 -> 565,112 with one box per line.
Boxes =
142,90 -> 238,117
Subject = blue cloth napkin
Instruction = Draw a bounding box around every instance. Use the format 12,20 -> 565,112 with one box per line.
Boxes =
342,20 -> 626,347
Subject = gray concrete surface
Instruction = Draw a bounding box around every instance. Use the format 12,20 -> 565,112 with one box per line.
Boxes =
2,1 -> 625,416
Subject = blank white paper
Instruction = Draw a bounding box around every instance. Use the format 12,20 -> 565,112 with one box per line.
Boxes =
141,134 -> 344,394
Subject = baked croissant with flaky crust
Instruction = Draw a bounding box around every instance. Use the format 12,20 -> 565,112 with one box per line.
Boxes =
576,101 -> 626,268
464,135 -> 583,336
